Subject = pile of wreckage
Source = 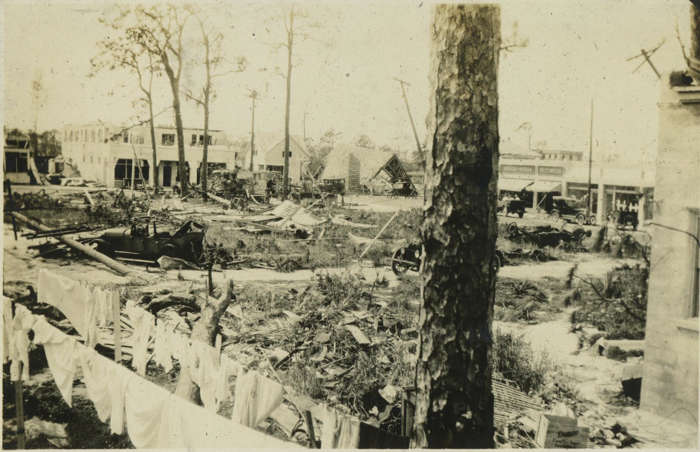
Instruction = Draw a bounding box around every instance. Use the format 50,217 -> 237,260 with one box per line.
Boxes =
503,222 -> 591,251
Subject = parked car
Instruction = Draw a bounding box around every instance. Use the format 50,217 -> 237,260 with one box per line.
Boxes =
497,198 -> 527,218
548,196 -> 596,226
85,220 -> 206,265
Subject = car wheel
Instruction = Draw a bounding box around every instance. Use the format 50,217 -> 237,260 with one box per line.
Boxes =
575,214 -> 586,226
391,248 -> 412,275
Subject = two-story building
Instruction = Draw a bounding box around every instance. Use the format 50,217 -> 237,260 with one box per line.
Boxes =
62,123 -> 241,188
497,147 -> 655,225
242,132 -> 310,182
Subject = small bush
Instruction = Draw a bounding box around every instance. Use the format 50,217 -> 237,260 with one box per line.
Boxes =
493,329 -> 552,395
571,264 -> 648,339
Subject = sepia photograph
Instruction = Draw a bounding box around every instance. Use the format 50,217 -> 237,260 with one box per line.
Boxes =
2,0 -> 699,449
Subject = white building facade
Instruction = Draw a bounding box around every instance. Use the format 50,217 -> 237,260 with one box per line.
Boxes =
62,123 -> 241,188
498,149 -> 656,224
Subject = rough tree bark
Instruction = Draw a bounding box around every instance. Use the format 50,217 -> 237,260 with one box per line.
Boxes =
413,4 -> 500,449
174,279 -> 236,404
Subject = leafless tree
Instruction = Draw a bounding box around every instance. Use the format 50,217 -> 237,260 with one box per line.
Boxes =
93,11 -> 162,188
183,6 -> 246,198
127,4 -> 191,195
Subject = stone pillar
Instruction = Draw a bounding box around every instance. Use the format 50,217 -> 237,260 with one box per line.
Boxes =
596,183 -> 607,224
638,190 -> 646,226
532,192 -> 538,209
561,181 -> 568,197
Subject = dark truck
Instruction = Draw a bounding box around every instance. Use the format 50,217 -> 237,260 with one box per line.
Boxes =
497,198 -> 527,218
86,220 -> 206,265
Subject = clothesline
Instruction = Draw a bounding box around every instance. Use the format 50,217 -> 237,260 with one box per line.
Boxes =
31,269 -> 409,448
3,301 -> 300,449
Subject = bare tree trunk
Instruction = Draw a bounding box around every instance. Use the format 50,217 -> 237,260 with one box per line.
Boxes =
175,279 -> 236,403
173,96 -> 188,196
148,98 -> 159,189
202,100 -> 209,199
282,9 -> 294,201
413,4 -> 500,449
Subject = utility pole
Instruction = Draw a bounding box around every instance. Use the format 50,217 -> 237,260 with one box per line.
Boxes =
303,111 -> 308,142
587,98 -> 594,217
627,39 -> 665,79
394,77 -> 423,157
248,90 -> 258,172
282,7 -> 295,200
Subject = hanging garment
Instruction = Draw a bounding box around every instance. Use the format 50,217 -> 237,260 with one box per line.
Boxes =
231,370 -> 284,428
168,389 -> 302,449
91,285 -> 117,328
125,303 -> 154,375
320,406 -> 361,449
77,346 -> 113,422
9,304 -> 36,381
188,340 -> 226,412
3,296 -> 13,364
108,363 -> 129,435
32,317 -> 78,406
153,321 -> 173,373
37,270 -> 97,346
123,369 -> 170,448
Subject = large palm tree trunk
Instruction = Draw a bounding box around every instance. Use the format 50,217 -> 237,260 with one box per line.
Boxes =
412,4 -> 501,449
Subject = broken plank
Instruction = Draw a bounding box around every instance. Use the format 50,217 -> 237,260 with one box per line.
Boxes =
345,324 -> 371,345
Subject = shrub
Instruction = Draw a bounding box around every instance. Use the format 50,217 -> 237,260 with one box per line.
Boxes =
493,329 -> 552,395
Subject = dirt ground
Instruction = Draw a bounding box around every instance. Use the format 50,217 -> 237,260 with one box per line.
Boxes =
3,194 -> 694,448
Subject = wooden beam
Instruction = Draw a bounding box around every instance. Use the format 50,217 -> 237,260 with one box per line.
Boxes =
10,211 -> 135,276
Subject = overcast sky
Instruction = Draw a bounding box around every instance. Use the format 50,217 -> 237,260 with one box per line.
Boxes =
2,0 -> 692,161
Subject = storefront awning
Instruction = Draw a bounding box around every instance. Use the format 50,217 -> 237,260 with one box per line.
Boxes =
498,178 -> 533,192
525,181 -> 562,193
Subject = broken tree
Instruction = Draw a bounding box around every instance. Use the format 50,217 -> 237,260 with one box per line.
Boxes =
413,4 -> 500,449
175,279 -> 236,404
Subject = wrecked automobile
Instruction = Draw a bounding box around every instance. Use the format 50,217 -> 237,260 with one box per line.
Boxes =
85,220 -> 206,265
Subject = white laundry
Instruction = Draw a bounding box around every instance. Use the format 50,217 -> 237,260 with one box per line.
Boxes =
320,405 -> 361,449
37,269 -> 98,347
77,346 -> 112,422
125,303 -> 154,375
124,369 -> 171,448
153,321 -> 173,373
167,388 -> 301,449
32,317 -> 78,406
232,370 -> 284,428
9,304 -> 36,381
108,363 -> 129,435
91,285 -> 117,328
188,340 -> 224,412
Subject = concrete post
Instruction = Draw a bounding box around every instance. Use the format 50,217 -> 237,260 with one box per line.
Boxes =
596,183 -> 607,224
638,189 -> 646,225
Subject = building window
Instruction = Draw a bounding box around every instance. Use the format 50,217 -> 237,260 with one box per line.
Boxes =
4,152 -> 27,172
282,151 -> 292,158
123,133 -> 129,144
191,134 -> 197,146
162,134 -> 175,146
